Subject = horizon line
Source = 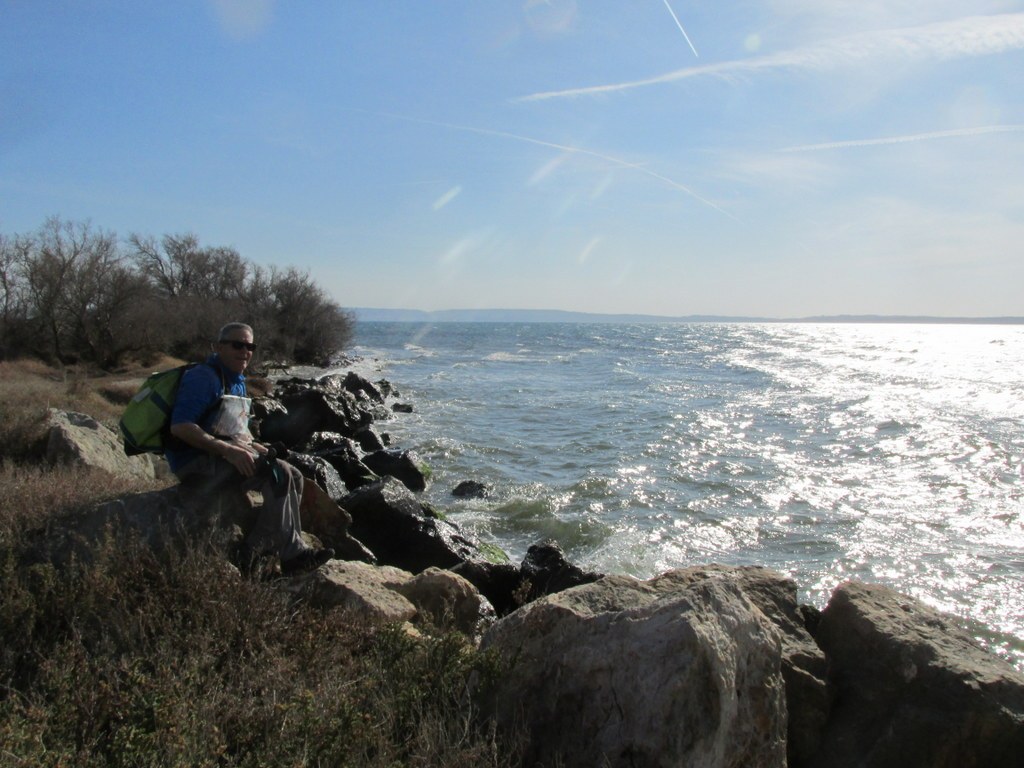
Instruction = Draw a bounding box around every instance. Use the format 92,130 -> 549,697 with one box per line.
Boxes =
349,307 -> 1024,325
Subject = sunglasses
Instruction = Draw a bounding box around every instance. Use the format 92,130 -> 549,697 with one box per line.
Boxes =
221,340 -> 257,351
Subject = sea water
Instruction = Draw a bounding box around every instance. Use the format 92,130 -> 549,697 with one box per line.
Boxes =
343,322 -> 1024,669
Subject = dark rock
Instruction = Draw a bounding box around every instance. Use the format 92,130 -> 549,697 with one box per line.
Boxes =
361,449 -> 427,492
520,540 -> 601,600
273,375 -> 336,397
317,440 -> 380,491
450,559 -> 523,616
341,477 -> 483,575
392,402 -> 414,414
811,581 -> 1024,768
375,379 -> 395,398
452,480 -> 490,499
297,430 -> 349,454
286,453 -> 349,502
250,396 -> 289,422
260,388 -> 372,447
354,427 -> 385,453
343,371 -> 384,403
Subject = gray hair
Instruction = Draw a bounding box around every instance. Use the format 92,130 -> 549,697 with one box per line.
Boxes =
217,322 -> 254,341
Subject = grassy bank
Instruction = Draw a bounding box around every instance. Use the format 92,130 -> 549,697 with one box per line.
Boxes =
0,360 -> 519,767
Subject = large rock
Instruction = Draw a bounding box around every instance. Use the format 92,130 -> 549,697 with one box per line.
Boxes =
259,388 -> 372,447
394,566 -> 496,637
519,540 -> 601,600
480,569 -> 788,768
283,561 -> 495,636
33,485 -> 254,567
341,477 -> 481,574
297,479 -> 375,563
360,448 -> 428,492
659,565 -> 829,768
301,435 -> 380,491
285,560 -> 418,625
45,409 -> 157,480
343,371 -> 384,403
811,581 -> 1024,768
286,452 -> 349,501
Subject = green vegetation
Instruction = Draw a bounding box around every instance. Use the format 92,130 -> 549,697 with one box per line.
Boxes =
0,217 -> 354,370
0,361 -> 521,767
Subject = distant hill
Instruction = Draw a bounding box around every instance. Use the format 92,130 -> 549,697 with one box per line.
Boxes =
351,308 -> 1024,325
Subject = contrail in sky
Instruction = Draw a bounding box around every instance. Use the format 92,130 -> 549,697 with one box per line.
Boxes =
661,0 -> 699,58
358,110 -> 740,221
518,13 -> 1024,101
780,124 -> 1024,152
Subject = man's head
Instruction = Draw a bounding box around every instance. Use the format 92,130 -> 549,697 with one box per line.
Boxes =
215,322 -> 255,375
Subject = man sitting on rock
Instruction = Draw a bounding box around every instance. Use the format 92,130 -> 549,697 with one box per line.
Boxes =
167,321 -> 333,574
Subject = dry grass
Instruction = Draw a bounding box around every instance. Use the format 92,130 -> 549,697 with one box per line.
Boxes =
0,463 -> 170,547
0,357 -> 192,460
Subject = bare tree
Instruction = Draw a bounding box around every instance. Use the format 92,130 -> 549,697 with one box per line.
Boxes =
129,233 -> 247,300
3,219 -> 354,368
15,218 -> 153,366
0,231 -> 33,359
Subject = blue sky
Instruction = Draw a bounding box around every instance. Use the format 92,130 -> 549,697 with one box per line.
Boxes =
3,1 -> 1023,317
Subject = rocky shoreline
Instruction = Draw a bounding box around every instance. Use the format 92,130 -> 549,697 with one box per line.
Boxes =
39,365 -> 1024,767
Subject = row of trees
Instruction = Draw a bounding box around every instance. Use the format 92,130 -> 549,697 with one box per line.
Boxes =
0,217 -> 353,369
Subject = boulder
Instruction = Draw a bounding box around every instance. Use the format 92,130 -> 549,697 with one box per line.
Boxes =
250,395 -> 289,425
519,540 -> 601,600
392,402 -> 414,414
341,477 -> 484,575
298,479 -> 376,563
45,409 -> 156,480
480,569 -> 788,767
353,427 -> 385,453
451,480 -> 490,499
33,485 -> 254,567
648,566 -> 829,768
450,559 -> 524,618
259,388 -> 372,447
293,432 -> 379,491
360,449 -> 428,492
286,452 -> 349,501
296,430 -> 351,454
343,371 -> 385,403
285,560 -> 418,624
811,581 -> 1024,768
283,561 -> 495,637
394,566 -> 496,637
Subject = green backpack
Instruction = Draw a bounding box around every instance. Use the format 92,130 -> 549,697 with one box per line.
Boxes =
119,363 -> 209,456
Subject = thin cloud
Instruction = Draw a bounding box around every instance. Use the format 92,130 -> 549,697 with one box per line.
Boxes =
780,124 -> 1024,152
432,185 -> 462,210
661,0 -> 699,58
518,13 -> 1024,101
210,0 -> 275,40
358,110 -> 740,221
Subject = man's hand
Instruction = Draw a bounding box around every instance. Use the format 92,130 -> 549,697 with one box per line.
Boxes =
170,422 -> 258,476
220,441 -> 258,477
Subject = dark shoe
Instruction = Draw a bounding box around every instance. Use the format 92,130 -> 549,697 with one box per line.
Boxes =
280,548 -> 335,575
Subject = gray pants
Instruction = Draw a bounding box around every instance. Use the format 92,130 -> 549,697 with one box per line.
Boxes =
175,454 -> 310,561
